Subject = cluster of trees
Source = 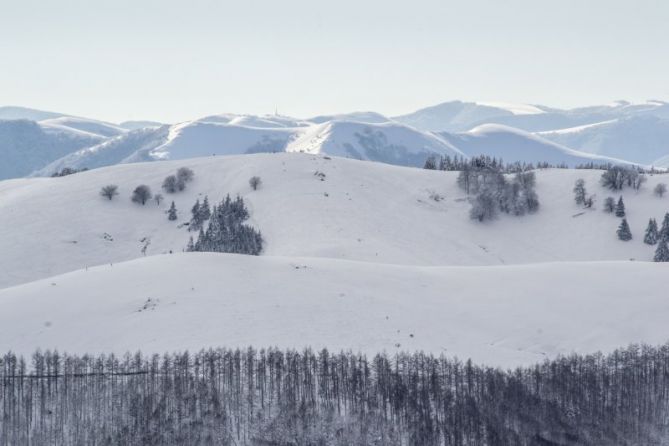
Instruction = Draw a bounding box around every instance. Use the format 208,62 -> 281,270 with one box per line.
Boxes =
425,154 -> 549,174
98,167 -> 195,205
457,163 -> 539,222
600,166 -> 647,191
2,344 -> 669,445
162,167 -> 195,193
425,156 -> 664,176
573,179 -> 594,208
51,167 -> 89,177
187,195 -> 263,255
644,213 -> 669,261
188,196 -> 211,231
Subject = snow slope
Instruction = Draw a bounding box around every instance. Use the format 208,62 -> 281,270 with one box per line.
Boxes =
0,106 -> 68,122
2,153 -> 668,290
396,99 -> 669,134
36,115 -> 467,173
39,116 -> 126,138
0,119 -> 104,180
393,100 -> 519,132
538,116 -> 669,165
287,120 -> 464,166
33,126 -> 170,176
440,124 -> 634,167
0,254 -> 666,367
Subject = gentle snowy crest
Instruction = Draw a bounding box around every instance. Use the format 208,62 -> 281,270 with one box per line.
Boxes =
1,254 -> 666,367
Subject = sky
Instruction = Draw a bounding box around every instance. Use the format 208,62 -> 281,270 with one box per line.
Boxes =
0,0 -> 668,123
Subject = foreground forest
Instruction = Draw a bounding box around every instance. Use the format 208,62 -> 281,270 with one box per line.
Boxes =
1,344 -> 668,445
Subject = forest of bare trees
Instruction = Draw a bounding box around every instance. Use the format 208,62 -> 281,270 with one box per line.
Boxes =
1,344 -> 669,445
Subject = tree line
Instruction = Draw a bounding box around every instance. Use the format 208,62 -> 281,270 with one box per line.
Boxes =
2,343 -> 669,445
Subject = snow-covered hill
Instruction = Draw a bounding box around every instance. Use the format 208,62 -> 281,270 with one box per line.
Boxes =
39,116 -> 126,138
2,153 -> 668,290
440,124 -> 634,167
0,119 -> 104,180
538,116 -> 669,165
286,120 -> 463,165
0,253 -> 666,367
0,106 -> 68,122
37,116 -> 466,173
396,99 -> 669,133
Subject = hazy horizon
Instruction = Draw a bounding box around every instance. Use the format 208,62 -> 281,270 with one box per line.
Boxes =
1,0 -> 668,123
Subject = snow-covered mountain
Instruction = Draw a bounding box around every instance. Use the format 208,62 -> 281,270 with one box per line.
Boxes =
4,100 -> 669,179
39,116 -> 126,138
0,106 -> 68,122
0,119 -> 104,180
538,116 -> 669,165
36,115 -> 465,174
396,99 -> 669,133
119,120 -> 164,130
1,153 -> 669,365
439,124 -> 634,167
286,120 -> 464,165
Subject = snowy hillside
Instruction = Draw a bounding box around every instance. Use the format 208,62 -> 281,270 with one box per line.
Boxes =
396,99 -> 669,133
538,116 -> 669,165
286,120 -> 464,165
2,153 -> 669,290
0,119 -> 103,180
33,126 -> 170,176
0,253 -> 667,367
0,106 -> 68,121
39,116 -> 126,138
37,116 -> 467,173
439,124 -> 633,167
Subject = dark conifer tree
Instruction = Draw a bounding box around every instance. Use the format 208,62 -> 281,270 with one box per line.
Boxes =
617,218 -> 632,241
167,201 -> 178,221
200,196 -> 211,221
660,213 -> 669,242
615,196 -> 626,217
654,239 -> 669,262
189,199 -> 202,231
644,218 -> 658,245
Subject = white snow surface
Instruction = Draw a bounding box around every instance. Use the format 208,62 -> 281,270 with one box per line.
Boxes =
3,142 -> 669,366
39,116 -> 127,138
0,253 -> 667,367
2,152 -> 669,288
440,124 -> 636,167
476,102 -> 546,115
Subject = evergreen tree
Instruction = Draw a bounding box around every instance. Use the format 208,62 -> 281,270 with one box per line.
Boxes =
167,201 -> 178,221
186,235 -> 194,251
615,196 -> 626,217
187,195 -> 263,255
644,218 -> 659,245
654,239 -> 669,262
573,179 -> 586,205
189,199 -> 202,231
199,196 -> 211,221
423,156 -> 437,170
660,213 -> 669,242
617,218 -> 632,241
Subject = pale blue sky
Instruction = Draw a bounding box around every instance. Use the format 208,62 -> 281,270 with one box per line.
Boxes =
1,0 -> 667,123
